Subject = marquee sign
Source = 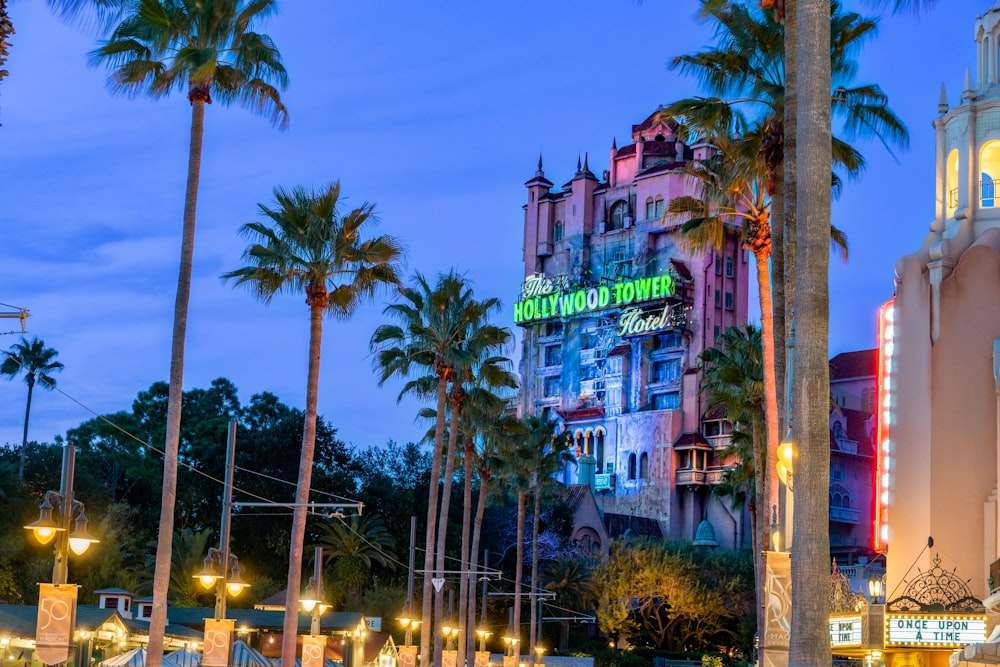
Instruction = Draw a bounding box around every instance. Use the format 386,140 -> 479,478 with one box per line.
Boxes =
514,272 -> 677,325
829,616 -> 863,648
885,614 -> 986,648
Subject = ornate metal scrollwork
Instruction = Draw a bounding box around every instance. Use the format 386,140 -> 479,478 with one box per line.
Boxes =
887,553 -> 985,613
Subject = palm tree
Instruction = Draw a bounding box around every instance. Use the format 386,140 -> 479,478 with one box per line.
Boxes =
224,182 -> 403,667
450,364 -> 518,667
668,0 -> 908,489
465,410 -> 523,660
542,557 -> 598,651
371,271 -> 495,667
91,3 -> 288,663
698,325 -> 765,639
527,425 -> 572,664
1,337 -> 63,480
315,514 -> 396,608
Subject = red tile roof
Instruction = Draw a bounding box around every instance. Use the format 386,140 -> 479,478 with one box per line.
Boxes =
829,349 -> 877,380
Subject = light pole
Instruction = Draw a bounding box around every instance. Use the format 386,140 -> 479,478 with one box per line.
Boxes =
193,421 -> 248,619
24,444 -> 99,584
441,624 -> 459,651
300,547 -> 326,636
475,629 -> 492,653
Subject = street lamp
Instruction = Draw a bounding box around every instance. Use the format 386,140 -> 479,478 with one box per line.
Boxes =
475,628 -> 492,653
300,547 -> 327,636
397,610 -> 421,648
534,646 -> 546,665
193,421 -> 248,621
24,444 -> 99,584
868,574 -> 885,604
441,624 -> 459,651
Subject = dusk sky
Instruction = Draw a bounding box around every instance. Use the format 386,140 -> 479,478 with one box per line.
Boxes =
0,1 -> 984,453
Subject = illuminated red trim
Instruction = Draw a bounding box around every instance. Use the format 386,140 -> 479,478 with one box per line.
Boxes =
874,298 -> 894,549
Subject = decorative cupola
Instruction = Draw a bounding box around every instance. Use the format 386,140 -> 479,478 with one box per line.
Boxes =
94,588 -> 134,619
901,0 -> 1000,342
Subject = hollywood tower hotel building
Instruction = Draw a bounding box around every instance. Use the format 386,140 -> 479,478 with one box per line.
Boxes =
517,109 -> 750,546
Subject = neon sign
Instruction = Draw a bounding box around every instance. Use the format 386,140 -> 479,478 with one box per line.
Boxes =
875,299 -> 896,548
514,273 -> 676,324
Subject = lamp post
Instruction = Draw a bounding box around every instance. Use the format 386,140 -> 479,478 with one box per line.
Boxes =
475,629 -> 492,653
24,444 -> 99,584
300,547 -> 326,636
867,575 -> 885,604
193,422 -> 248,620
441,624 -> 459,651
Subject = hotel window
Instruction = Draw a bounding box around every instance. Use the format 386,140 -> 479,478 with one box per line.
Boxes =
544,376 -> 561,397
715,253 -> 723,275
628,453 -> 637,480
715,291 -> 722,308
725,292 -> 734,310
645,197 -> 655,219
713,325 -> 721,340
652,391 -> 680,410
655,332 -> 682,350
862,386 -> 874,413
544,321 -> 563,337
725,257 -> 734,277
544,344 -> 562,367
608,200 -> 628,231
651,359 -> 681,383
654,196 -> 665,217
553,220 -> 564,242
639,452 -> 650,480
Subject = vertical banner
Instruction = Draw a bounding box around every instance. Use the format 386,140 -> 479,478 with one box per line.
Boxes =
35,583 -> 78,666
442,649 -> 458,667
397,645 -> 417,667
302,635 -> 327,667
503,655 -> 518,667
474,651 -> 490,667
203,618 -> 235,667
761,551 -> 792,667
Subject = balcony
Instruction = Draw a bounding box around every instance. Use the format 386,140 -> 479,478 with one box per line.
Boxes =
580,348 -> 599,363
830,506 -> 861,524
676,469 -> 706,486
595,473 -> 616,492
580,379 -> 605,395
705,466 -> 729,485
834,437 -> 858,455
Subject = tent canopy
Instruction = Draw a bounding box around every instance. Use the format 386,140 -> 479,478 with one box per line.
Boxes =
100,647 -> 147,667
163,646 -> 202,667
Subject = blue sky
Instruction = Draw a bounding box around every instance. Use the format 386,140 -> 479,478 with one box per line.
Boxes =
0,0 -> 982,451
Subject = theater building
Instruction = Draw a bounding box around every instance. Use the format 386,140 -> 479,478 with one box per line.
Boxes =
516,108 -> 750,546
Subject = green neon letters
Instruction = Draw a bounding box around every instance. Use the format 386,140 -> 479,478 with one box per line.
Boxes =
513,273 -> 676,324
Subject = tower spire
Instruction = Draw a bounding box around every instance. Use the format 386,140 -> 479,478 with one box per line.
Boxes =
535,154 -> 544,177
938,83 -> 949,115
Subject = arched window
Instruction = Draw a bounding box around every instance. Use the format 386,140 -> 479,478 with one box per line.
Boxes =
833,422 -> 843,439
947,149 -> 959,211
645,197 -> 655,219
596,430 -> 605,473
639,452 -> 649,480
608,200 -> 628,231
654,196 -> 665,217
553,220 -> 564,242
628,453 -> 637,480
983,172 -> 995,207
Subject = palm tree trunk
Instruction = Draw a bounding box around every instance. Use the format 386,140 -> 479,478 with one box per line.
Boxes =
18,374 -> 33,480
750,420 -> 766,664
771,163 -> 787,436
528,482 -> 541,666
457,436 -> 475,667
147,98 -> 206,667
790,0 -> 831,665
434,405 -> 461,667
513,490 -> 527,660
754,247 -> 780,557
420,374 -> 449,667
280,298 -> 325,667
781,0 -> 798,439
467,469 -> 490,660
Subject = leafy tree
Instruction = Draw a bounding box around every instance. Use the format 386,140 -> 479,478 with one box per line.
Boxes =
1,336 -> 64,479
224,181 -> 402,666
91,1 -> 289,660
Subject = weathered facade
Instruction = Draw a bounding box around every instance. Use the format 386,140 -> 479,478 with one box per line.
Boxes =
517,109 -> 750,546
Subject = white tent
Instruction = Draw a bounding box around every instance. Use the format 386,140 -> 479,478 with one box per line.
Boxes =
271,658 -> 342,667
100,647 -> 147,667
163,647 -> 202,667
230,640 -> 273,667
